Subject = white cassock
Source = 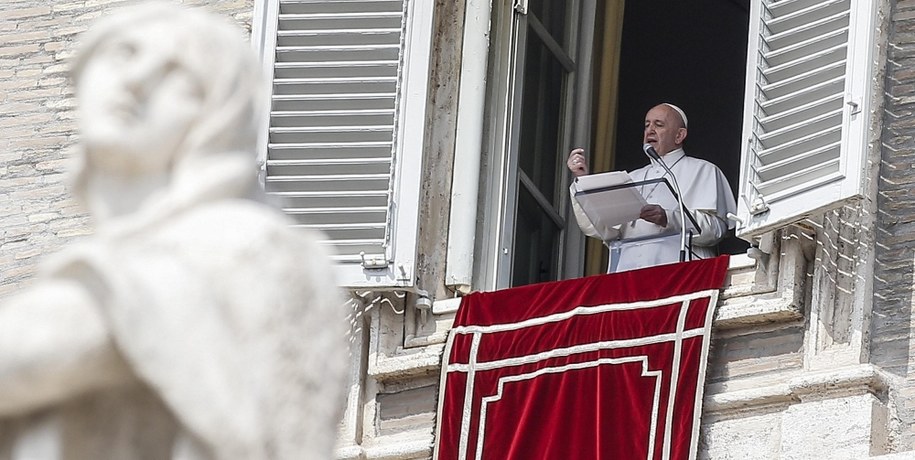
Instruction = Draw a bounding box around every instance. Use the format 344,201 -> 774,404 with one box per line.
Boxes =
571,148 -> 737,273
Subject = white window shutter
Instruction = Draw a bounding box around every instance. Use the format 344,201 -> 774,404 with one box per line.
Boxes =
255,0 -> 434,288
736,0 -> 879,238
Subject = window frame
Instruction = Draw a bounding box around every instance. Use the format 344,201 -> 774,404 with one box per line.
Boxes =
475,0 -> 591,290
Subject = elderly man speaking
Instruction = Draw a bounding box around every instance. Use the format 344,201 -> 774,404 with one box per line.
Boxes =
567,103 -> 737,273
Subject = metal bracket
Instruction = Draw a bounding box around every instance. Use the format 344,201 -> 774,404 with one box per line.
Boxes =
846,100 -> 861,115
513,0 -> 528,14
360,252 -> 389,270
727,212 -> 744,229
750,197 -> 770,216
413,288 -> 432,323
747,246 -> 771,275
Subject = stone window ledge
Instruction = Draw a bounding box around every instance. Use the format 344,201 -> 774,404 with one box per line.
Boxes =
336,436 -> 432,460
704,364 -> 893,415
431,230 -> 808,329
368,343 -> 445,382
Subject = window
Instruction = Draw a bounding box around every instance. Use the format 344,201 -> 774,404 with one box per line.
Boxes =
482,0 -> 878,285
478,0 -> 590,289
253,0 -> 435,288
735,0 -> 879,238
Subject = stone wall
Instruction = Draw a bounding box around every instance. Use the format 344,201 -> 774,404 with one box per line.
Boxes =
0,0 -> 253,296
874,0 -> 915,452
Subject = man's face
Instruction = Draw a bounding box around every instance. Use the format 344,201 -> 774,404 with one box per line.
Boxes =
643,105 -> 686,156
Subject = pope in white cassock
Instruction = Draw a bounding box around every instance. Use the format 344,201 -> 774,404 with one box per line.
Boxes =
567,103 -> 737,273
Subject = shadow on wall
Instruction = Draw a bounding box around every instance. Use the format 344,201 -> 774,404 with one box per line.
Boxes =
872,9 -> 915,446
872,99 -> 915,447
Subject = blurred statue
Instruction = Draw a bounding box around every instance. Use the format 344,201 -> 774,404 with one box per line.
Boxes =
0,3 -> 346,459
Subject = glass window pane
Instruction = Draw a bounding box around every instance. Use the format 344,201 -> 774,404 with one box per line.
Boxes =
529,0 -> 567,47
512,185 -> 560,286
517,32 -> 563,206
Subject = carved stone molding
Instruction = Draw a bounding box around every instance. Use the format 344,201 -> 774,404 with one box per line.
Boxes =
704,364 -> 893,415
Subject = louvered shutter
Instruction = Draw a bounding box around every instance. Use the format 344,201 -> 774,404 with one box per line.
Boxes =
255,0 -> 433,288
736,0 -> 879,237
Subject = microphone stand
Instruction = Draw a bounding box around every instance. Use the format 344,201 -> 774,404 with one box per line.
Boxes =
643,144 -> 690,263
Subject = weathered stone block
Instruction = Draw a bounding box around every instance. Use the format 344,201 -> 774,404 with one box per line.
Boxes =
700,412 -> 781,459
780,394 -> 887,458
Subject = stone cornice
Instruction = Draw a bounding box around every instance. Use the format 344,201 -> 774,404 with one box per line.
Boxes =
704,364 -> 895,415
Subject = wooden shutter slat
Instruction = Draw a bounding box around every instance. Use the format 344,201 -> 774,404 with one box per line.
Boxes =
765,0 -> 848,34
756,94 -> 843,132
759,68 -> 844,103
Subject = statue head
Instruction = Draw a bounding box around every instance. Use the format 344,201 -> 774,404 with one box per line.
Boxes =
70,2 -> 267,219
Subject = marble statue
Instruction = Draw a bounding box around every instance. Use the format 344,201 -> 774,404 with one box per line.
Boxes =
0,3 -> 347,459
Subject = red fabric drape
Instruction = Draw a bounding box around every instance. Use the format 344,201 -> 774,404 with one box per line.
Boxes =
435,256 -> 730,459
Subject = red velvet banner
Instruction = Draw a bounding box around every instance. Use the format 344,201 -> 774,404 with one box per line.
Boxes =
435,256 -> 730,460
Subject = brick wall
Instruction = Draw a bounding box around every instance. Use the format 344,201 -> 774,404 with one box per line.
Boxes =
874,0 -> 915,451
0,0 -> 254,295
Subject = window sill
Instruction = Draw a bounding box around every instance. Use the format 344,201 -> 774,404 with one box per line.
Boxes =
420,229 -> 809,351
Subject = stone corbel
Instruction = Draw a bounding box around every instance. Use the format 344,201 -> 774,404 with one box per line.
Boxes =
715,225 -> 814,328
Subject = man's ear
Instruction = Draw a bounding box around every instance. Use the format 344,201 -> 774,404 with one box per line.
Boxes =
675,128 -> 688,145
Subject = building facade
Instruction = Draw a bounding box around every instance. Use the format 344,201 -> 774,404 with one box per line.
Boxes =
3,0 -> 915,458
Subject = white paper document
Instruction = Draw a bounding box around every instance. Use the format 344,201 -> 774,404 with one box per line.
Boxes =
572,171 -> 648,235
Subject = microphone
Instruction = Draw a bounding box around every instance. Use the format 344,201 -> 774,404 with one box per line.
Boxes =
641,144 -> 690,262
642,143 -> 662,162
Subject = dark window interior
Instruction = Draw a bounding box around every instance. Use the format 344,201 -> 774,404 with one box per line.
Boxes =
614,0 -> 751,254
